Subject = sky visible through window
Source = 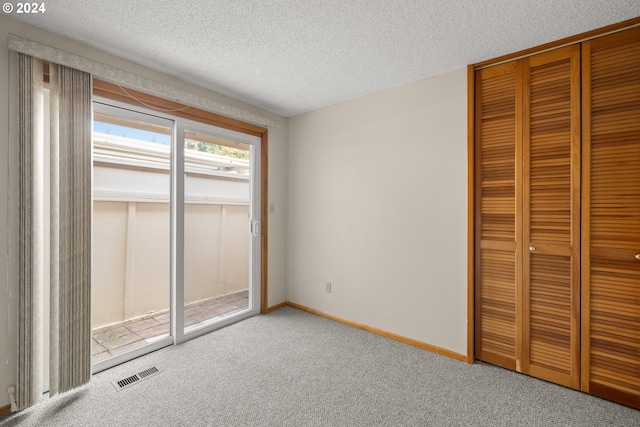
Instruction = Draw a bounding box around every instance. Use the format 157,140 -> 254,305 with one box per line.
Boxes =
93,121 -> 249,161
93,121 -> 171,145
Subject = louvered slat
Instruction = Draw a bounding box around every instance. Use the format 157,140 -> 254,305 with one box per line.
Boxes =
582,27 -> 640,409
529,254 -> 573,375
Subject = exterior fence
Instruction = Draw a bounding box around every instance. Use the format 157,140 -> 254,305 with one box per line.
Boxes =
92,133 -> 251,329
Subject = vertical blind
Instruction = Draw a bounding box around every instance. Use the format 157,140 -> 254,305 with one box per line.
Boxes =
16,52 -> 92,410
17,50 -> 45,412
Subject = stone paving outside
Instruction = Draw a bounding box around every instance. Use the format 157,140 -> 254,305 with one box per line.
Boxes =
92,290 -> 249,362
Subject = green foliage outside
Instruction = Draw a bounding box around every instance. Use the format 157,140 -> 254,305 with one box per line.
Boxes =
185,139 -> 249,160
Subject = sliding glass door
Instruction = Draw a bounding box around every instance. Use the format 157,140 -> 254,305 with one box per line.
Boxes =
91,104 -> 174,371
91,100 -> 261,370
175,120 -> 261,341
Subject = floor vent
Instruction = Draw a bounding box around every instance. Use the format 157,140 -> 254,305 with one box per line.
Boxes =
112,366 -> 161,391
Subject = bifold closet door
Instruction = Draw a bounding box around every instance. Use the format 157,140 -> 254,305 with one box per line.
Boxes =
474,62 -> 523,371
581,27 -> 640,408
521,46 -> 581,389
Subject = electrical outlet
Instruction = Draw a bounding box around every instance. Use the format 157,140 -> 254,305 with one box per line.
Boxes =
325,282 -> 332,293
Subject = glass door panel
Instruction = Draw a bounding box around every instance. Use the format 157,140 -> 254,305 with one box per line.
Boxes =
182,128 -> 252,333
91,98 -> 262,358
91,104 -> 174,371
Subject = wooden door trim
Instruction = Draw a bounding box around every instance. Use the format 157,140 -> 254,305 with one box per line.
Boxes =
466,64 -> 475,364
260,131 -> 269,313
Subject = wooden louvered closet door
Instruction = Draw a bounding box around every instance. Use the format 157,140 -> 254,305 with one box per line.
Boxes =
522,46 -> 581,389
474,62 -> 523,371
581,27 -> 640,409
475,22 -> 640,409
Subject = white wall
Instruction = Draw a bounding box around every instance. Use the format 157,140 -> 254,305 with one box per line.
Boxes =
0,15 -> 288,409
287,68 -> 468,355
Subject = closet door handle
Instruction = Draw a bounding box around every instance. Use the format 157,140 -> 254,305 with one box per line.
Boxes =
635,253 -> 640,261
529,246 -> 536,252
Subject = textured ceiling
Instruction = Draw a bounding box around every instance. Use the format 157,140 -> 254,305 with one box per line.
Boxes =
9,1 -> 640,117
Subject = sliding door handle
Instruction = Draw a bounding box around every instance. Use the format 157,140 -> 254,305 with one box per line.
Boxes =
250,220 -> 261,237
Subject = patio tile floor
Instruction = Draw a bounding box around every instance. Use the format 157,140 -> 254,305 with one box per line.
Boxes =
92,290 -> 248,362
